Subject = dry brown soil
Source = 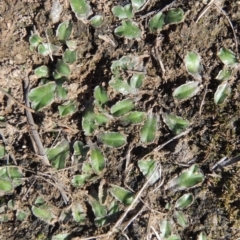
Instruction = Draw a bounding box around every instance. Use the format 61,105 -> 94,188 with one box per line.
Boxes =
0,0 -> 240,239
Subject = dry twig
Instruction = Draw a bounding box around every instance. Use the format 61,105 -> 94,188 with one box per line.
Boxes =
0,86 -> 35,113
45,30 -> 53,61
35,174 -> 69,204
154,46 -> 166,77
196,0 -> 216,23
23,77 -> 50,166
122,205 -> 146,232
196,0 -> 238,54
74,126 -> 191,240
154,128 -> 192,152
213,2 -> 238,55
150,226 -> 161,240
199,84 -> 209,115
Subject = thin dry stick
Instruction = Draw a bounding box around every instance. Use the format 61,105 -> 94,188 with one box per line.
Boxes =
140,10 -> 158,20
37,170 -> 71,204
73,233 -> 106,240
123,205 -> 146,232
0,87 -> 35,113
125,146 -> 134,171
213,2 -> 238,55
107,129 -> 192,238
199,85 -> 208,115
75,128 -> 190,240
45,129 -> 62,155
160,0 -> 177,12
23,77 -> 50,166
124,164 -> 164,211
196,0 -> 238,54
146,212 -> 153,240
22,178 -> 36,201
140,0 -> 176,19
140,0 -> 177,19
45,30 -> 53,61
151,176 -> 165,193
107,164 -> 161,239
9,164 -> 70,203
98,34 -> 117,47
46,162 -> 83,172
120,233 -> 130,240
136,0 -> 150,13
150,226 -> 161,240
124,180 -> 165,215
196,0 -> 216,23
57,122 -> 79,133
35,175 -> 69,204
126,70 -> 146,74
154,128 -> 192,152
155,47 -> 166,76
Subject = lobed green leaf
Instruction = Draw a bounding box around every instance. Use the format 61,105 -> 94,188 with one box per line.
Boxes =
94,86 -> 109,105
110,184 -> 134,205
28,82 -> 56,111
112,4 -> 133,19
90,15 -> 104,28
32,206 -> 55,224
184,51 -> 202,79
70,0 -> 92,20
34,65 -> 49,78
162,113 -> 190,135
56,60 -> 71,77
174,210 -> 188,228
166,165 -> 204,191
71,174 -> 91,187
98,132 -> 126,148
121,111 -> 146,124
165,8 -> 184,24
16,209 -> 30,221
110,99 -> 134,117
159,219 -> 172,238
217,47 -> 238,66
140,114 -> 158,143
0,144 -> 6,158
71,203 -> 85,222
89,199 -> 107,218
90,148 -> 105,174
130,73 -> 144,88
46,139 -> 70,169
149,12 -> 165,32
58,101 -> 77,117
115,20 -> 141,39
215,69 -> 232,81
109,77 -> 133,95
214,82 -> 231,105
197,231 -> 207,240
56,21 -> 73,41
63,49 -> 77,64
82,110 -> 98,136
0,177 -> 12,192
138,159 -> 160,185
173,81 -> 200,101
38,43 -> 62,56
131,0 -> 146,10
7,167 -> 23,178
29,34 -> 43,47
175,193 -> 194,210
56,85 -> 68,100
